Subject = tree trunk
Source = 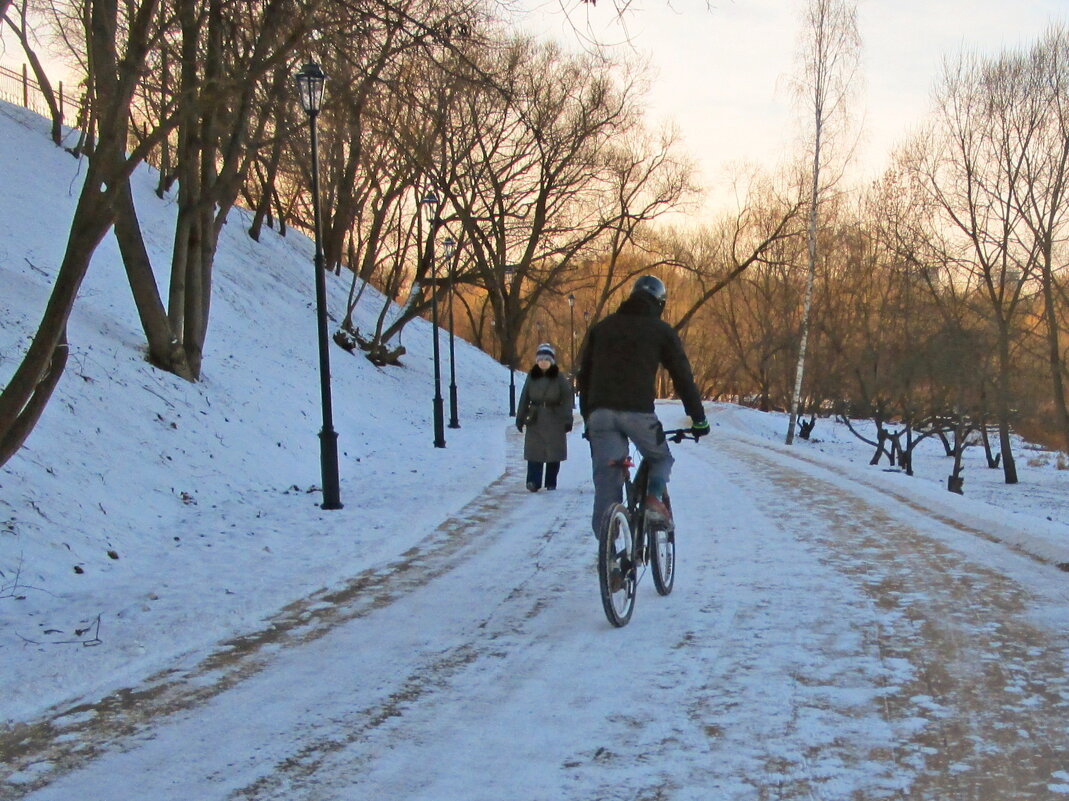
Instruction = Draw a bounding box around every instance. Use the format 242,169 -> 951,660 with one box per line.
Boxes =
869,426 -> 889,466
249,140 -> 283,241
995,323 -> 1018,484
0,330 -> 68,466
116,188 -> 191,374
323,139 -> 362,274
903,422 -> 914,475
181,216 -> 205,377
0,0 -> 162,467
3,13 -> 65,144
155,37 -> 173,199
1041,255 -> 1069,454
979,420 -> 1001,468
0,194 -> 114,466
787,110 -> 822,446
114,180 -> 195,379
948,421 -> 966,494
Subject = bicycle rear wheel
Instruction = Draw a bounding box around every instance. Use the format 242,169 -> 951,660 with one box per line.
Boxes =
649,524 -> 675,595
598,503 -> 637,627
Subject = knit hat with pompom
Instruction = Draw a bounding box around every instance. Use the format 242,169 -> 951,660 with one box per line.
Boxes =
535,343 -> 556,364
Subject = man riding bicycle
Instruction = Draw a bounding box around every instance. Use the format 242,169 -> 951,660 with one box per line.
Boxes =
576,275 -> 709,536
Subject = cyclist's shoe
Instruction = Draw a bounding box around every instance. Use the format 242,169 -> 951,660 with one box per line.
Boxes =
644,495 -> 674,530
526,482 -> 539,492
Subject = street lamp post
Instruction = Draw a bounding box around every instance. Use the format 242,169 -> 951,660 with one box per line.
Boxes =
504,264 -> 516,417
508,362 -> 516,417
568,293 -> 576,373
295,61 -> 342,510
422,189 -> 446,448
444,236 -> 460,429
568,293 -> 577,409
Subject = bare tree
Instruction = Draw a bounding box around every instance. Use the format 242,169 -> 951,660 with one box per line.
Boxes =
94,0 -> 307,381
785,0 -> 860,445
579,123 -> 696,313
1008,27 -> 1069,454
429,38 -> 641,368
669,188 -> 803,334
909,48 -> 1053,483
0,0 -> 168,466
2,0 -> 65,143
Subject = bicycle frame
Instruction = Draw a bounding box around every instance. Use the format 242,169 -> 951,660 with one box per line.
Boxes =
613,457 -> 650,524
609,456 -> 651,577
614,427 -> 695,570
623,429 -> 695,508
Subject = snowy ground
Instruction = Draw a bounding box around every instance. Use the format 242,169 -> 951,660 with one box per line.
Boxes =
3,99 -> 1069,799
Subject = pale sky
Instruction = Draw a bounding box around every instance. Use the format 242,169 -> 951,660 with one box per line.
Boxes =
4,1 -> 1069,216
515,0 -> 1069,214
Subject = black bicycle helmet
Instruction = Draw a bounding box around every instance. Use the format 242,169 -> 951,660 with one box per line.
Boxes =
631,275 -> 667,310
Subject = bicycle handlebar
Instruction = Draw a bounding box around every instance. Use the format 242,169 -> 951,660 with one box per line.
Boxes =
664,427 -> 703,443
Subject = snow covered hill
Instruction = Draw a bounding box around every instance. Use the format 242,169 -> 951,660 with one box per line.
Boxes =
0,100 -> 515,723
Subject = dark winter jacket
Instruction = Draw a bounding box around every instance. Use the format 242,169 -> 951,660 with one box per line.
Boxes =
517,364 -> 574,463
577,293 -> 706,423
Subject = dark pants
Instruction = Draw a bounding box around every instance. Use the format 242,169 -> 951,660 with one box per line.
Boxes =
526,461 -> 561,489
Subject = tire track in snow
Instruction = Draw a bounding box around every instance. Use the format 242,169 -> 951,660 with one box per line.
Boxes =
0,431 -> 553,798
716,437 -> 1069,799
224,485 -> 593,801
656,442 -> 915,799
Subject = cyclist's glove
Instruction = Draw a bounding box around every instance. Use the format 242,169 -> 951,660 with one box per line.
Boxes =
516,421 -> 524,433
692,420 -> 710,440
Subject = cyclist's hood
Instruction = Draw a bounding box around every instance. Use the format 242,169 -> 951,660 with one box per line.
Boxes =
617,292 -> 664,319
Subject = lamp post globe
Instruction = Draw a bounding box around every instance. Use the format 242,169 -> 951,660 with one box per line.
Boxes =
443,236 -> 461,429
295,62 -> 326,115
421,189 -> 439,220
294,60 -> 341,510
421,189 -> 446,448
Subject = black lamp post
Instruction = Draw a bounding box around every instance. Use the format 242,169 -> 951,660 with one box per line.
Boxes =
568,293 -> 576,373
444,236 -> 460,429
422,189 -> 446,448
295,61 -> 342,510
508,368 -> 516,416
505,264 -> 516,417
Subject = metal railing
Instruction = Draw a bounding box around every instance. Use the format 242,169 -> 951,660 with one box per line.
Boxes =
0,63 -> 78,122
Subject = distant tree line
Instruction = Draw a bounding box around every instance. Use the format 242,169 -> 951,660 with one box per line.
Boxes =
522,22 -> 1069,490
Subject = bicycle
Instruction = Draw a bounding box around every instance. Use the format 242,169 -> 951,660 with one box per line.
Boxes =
597,427 -> 701,627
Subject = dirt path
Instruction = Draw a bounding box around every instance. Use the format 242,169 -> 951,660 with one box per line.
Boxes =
717,437 -> 1069,799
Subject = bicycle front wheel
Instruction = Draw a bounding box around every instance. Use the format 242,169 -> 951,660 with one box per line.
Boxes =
598,503 -> 637,627
649,526 -> 675,596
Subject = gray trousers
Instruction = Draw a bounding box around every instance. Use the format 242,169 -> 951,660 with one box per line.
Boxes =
586,408 -> 673,536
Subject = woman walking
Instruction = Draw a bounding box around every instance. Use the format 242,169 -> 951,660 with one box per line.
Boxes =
516,343 -> 575,491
